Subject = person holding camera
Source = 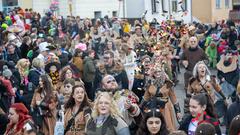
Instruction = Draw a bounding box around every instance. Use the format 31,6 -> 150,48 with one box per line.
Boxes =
98,74 -> 141,135
142,63 -> 182,132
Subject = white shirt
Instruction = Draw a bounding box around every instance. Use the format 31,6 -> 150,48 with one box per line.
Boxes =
188,120 -> 198,135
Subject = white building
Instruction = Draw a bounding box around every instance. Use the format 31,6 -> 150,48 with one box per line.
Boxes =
144,0 -> 192,23
0,0 -> 192,23
58,0 -> 145,19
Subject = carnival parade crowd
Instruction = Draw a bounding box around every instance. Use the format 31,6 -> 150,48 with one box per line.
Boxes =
0,7 -> 239,135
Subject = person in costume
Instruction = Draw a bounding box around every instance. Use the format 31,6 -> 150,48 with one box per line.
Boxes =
99,74 -> 141,135
142,63 -> 182,132
217,49 -> 239,101
206,41 -> 218,68
121,43 -> 137,90
181,36 -> 208,95
45,54 -> 61,87
132,55 -> 152,102
184,61 -> 226,115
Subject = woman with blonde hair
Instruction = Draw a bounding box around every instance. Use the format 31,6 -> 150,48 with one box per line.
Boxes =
15,58 -> 32,108
16,59 -> 30,78
86,92 -> 130,135
28,58 -> 45,87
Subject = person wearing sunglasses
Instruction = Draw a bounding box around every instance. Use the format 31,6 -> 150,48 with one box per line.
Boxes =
136,108 -> 169,135
99,74 -> 141,135
143,63 -> 182,132
94,50 -> 129,90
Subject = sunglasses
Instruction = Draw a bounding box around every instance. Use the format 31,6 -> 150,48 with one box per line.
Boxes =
103,56 -> 110,60
64,85 -> 71,88
107,79 -> 116,84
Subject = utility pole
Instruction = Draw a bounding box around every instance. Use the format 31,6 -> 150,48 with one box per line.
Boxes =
123,0 -> 126,18
68,0 -> 73,16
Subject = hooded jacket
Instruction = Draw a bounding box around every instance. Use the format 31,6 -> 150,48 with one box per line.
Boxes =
83,56 -> 96,82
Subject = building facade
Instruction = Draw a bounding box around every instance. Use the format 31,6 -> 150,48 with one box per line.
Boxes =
1,0 -> 33,13
1,0 -> 192,22
143,0 -> 192,23
192,0 -> 233,23
229,0 -> 240,22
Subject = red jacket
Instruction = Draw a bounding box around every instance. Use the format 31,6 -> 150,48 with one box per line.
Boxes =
0,76 -> 15,96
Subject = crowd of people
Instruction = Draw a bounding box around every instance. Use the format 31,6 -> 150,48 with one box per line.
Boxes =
0,7 -> 239,135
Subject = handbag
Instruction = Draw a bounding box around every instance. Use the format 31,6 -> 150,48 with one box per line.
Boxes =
64,108 -> 82,134
54,110 -> 64,135
220,81 -> 236,98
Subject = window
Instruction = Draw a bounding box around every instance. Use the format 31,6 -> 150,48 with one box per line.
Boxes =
172,0 -> 177,12
182,0 -> 187,11
225,0 -> 230,8
2,0 -> 18,14
3,0 -> 18,6
161,0 -> 167,13
216,0 -> 221,9
152,0 -> 157,13
94,11 -> 102,19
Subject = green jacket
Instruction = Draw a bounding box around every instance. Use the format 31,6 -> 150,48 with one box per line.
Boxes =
206,46 -> 217,59
83,56 -> 96,82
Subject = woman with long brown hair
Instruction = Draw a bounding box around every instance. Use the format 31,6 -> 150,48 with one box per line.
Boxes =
58,66 -> 84,94
31,74 -> 58,135
64,85 -> 92,135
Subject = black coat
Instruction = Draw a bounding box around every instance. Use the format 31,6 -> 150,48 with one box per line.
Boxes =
217,69 -> 239,87
179,114 -> 221,135
28,68 -> 42,87
20,43 -> 30,58
225,96 -> 240,133
6,52 -> 20,64
0,114 -> 8,135
94,64 -> 129,90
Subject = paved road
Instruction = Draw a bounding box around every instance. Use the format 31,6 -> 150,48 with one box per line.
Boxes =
174,68 -> 226,134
